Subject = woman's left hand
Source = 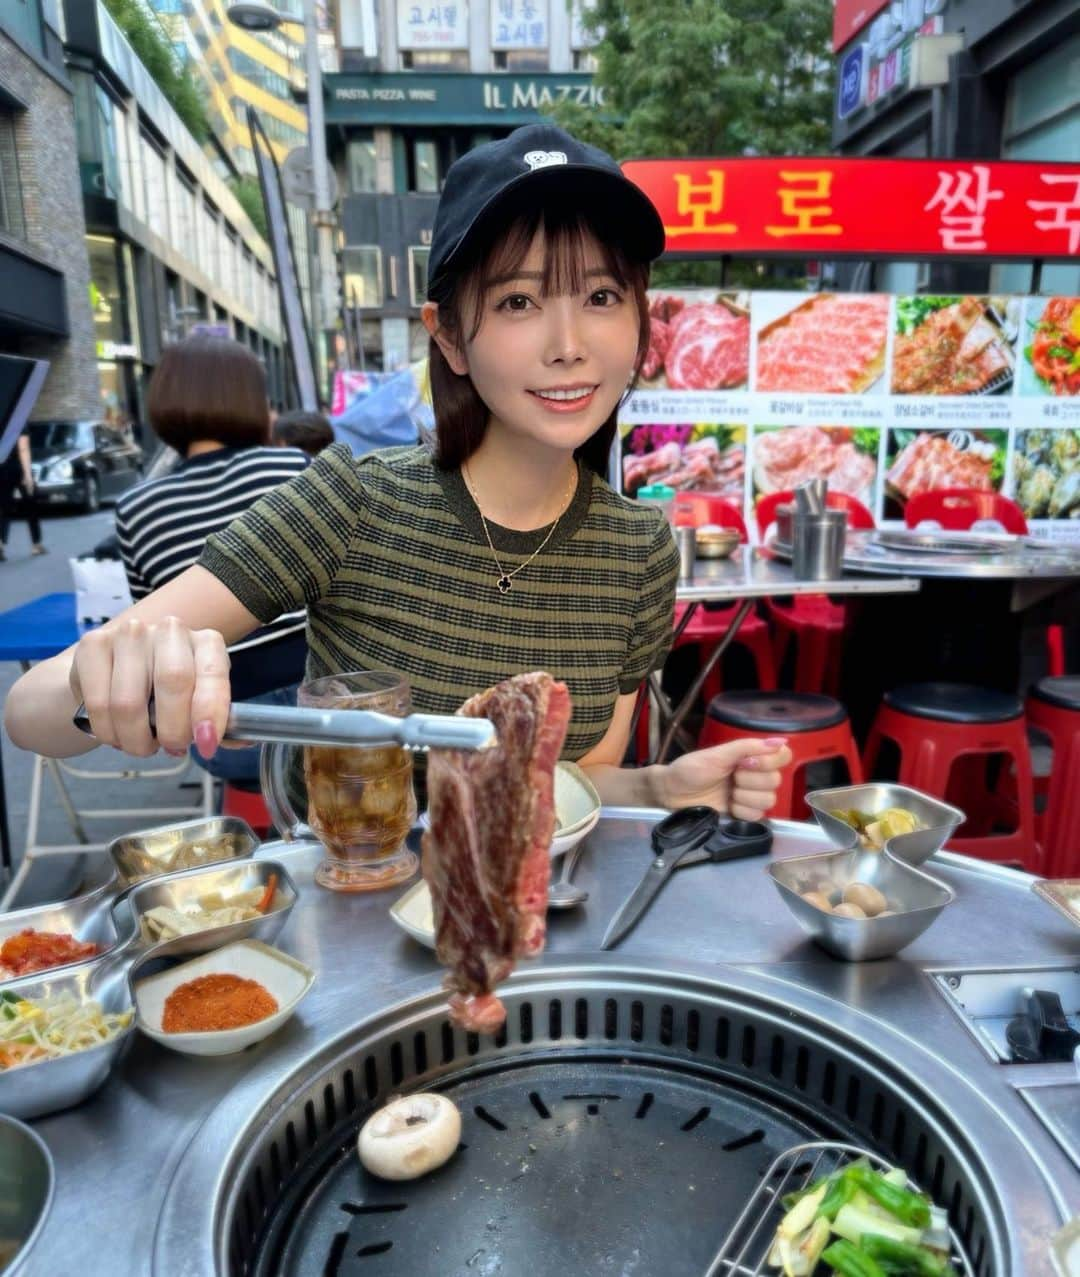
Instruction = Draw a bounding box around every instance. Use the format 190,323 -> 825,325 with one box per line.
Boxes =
652,737 -> 791,820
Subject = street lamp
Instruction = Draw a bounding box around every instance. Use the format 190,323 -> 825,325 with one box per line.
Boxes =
225,1 -> 338,400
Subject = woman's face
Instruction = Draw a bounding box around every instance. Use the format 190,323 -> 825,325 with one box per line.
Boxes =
430,228 -> 640,456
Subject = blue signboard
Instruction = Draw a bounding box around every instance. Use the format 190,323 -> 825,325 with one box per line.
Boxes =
838,42 -> 867,120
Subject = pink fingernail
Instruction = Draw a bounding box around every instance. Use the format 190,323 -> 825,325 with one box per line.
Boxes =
194,721 -> 218,759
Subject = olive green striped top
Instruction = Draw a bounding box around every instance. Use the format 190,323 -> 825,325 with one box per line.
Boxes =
199,443 -> 678,760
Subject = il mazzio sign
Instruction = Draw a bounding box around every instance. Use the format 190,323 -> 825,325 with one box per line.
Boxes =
621,156 -> 1080,261
325,72 -> 604,125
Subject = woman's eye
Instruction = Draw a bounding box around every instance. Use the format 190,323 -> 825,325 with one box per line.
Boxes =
589,288 -> 621,307
498,293 -> 534,313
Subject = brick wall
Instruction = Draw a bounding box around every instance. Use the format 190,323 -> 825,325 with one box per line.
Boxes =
0,30 -> 100,419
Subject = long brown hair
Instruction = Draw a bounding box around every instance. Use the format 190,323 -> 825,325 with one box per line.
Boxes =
428,202 -> 651,477
148,335 -> 269,452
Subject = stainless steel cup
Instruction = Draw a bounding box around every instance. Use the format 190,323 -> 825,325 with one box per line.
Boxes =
675,526 -> 696,581
792,509 -> 847,580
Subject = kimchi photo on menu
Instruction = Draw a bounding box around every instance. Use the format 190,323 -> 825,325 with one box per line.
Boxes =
639,290 -> 751,391
1020,297 -> 1080,397
753,292 -> 891,394
891,296 -> 1020,395
621,424 -> 746,499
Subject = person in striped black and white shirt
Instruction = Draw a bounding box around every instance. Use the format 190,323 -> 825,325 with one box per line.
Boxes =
114,336 -> 309,780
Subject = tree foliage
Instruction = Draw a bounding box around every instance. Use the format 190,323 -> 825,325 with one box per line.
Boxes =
228,175 -> 269,241
551,0 -> 833,159
102,0 -> 210,142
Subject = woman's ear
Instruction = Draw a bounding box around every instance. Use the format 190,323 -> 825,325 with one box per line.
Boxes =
421,303 -> 469,376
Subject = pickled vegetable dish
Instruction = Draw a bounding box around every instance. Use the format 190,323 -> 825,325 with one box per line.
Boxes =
829,808 -> 923,850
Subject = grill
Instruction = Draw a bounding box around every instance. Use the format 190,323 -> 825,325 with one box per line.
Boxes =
193,966 -> 1021,1277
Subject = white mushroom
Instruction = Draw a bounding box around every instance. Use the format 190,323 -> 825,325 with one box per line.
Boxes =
357,1093 -> 462,1181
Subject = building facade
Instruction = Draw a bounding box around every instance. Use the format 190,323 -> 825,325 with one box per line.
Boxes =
63,0 -> 285,426
327,0 -> 600,370
0,0 -> 100,421
831,0 -> 1080,296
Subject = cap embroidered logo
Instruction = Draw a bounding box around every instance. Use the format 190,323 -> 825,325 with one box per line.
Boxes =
523,150 -> 568,171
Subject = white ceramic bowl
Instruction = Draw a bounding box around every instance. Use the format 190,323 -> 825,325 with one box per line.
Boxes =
132,940 -> 315,1056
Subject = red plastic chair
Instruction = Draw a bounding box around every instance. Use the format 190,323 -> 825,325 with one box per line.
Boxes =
904,489 -> 1064,676
635,495 -> 777,763
904,488 -> 1028,535
754,490 -> 876,695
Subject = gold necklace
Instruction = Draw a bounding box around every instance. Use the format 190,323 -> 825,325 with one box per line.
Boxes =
464,463 -> 576,594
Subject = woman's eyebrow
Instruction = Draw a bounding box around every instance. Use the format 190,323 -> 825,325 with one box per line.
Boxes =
483,266 -> 615,287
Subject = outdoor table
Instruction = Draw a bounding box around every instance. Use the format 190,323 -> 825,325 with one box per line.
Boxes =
648,546 -> 920,761
761,533 -> 1080,737
24,812 -> 1078,1275
0,592 -> 211,909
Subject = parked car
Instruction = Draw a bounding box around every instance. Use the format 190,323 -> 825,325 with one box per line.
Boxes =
27,419 -> 143,511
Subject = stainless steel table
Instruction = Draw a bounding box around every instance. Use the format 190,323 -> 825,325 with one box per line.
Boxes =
649,547 -> 920,761
25,814 -> 1079,1276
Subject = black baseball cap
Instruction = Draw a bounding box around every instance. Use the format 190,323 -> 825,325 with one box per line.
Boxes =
427,123 -> 666,298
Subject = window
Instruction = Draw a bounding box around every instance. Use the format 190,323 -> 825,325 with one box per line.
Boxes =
0,112 -> 26,240
492,49 -> 549,71
226,47 -> 293,100
347,135 -> 378,193
87,236 -> 125,345
411,139 -> 439,193
572,49 -> 597,72
408,247 -> 430,308
343,246 -> 383,308
401,50 -> 470,71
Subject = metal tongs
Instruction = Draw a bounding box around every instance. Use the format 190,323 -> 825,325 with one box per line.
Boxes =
73,700 -> 497,753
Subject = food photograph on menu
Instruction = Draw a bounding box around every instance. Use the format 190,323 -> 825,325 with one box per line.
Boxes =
1020,296 -> 1080,397
890,296 -> 1021,396
639,290 -> 751,391
753,293 -> 891,394
621,423 -> 745,499
751,425 -> 880,507
883,427 -> 1008,520
1013,428 -> 1080,522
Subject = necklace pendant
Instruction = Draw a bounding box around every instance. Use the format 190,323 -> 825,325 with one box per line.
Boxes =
497,575 -> 512,594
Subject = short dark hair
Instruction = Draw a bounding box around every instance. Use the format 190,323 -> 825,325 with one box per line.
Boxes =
427,201 -> 651,478
273,410 -> 335,456
147,336 -> 269,452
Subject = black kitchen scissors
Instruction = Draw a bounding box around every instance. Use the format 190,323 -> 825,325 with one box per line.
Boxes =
600,807 -> 773,949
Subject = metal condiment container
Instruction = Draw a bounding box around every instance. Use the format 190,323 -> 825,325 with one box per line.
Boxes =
792,508 -> 847,581
674,525 -> 696,581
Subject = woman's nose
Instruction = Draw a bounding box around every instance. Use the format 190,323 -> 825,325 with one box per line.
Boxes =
543,304 -> 586,364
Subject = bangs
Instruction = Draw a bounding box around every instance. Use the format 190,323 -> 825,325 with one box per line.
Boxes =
462,205 -> 639,340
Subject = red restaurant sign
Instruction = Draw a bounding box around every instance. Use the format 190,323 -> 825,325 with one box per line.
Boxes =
832,0 -> 891,52
621,157 -> 1080,262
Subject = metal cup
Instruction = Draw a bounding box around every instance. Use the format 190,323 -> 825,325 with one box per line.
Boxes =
792,510 -> 847,581
675,526 -> 696,581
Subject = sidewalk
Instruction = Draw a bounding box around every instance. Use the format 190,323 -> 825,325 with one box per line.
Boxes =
1,508 -> 210,907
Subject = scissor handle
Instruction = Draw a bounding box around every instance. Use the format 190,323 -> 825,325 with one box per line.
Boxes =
700,818 -> 773,861
650,805 -> 718,855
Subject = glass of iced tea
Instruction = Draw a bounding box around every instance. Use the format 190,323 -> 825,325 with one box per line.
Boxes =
299,671 -> 418,892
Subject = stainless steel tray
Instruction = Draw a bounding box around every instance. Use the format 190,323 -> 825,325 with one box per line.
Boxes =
1032,878 -> 1080,931
112,859 -> 296,960
0,871 -> 125,985
873,529 -> 1012,555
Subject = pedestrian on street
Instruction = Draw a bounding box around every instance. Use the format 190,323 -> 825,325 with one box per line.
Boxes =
272,409 -> 335,457
0,429 -> 47,561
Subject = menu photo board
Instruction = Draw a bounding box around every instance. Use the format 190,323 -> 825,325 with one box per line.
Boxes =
617,291 -> 1080,542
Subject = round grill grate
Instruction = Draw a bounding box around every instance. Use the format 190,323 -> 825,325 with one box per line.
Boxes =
212,970 -> 1012,1277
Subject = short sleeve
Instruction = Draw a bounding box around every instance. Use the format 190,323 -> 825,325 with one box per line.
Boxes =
199,443 -> 360,624
618,512 -> 678,694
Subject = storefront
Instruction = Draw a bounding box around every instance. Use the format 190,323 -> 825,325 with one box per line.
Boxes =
85,234 -> 147,426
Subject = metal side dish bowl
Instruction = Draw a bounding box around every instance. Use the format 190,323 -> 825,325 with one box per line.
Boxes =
0,1114 -> 54,1276
109,815 -> 259,888
767,845 -> 954,961
0,870 -> 124,985
805,782 -> 964,867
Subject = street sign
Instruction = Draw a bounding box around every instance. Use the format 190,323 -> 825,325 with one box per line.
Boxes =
838,43 -> 867,119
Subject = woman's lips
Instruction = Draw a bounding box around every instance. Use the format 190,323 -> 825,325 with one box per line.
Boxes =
527,386 -> 598,414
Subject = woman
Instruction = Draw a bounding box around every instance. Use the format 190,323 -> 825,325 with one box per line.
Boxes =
113,336 -> 309,779
5,125 -> 790,819
0,430 -> 46,560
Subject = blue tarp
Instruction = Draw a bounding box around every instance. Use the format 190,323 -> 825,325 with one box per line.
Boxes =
331,368 -> 433,458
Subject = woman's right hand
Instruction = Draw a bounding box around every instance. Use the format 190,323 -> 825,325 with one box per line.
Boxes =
69,615 -> 231,759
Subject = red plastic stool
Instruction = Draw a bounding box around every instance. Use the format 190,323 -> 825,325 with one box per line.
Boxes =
1026,676 -> 1080,879
699,690 -> 863,819
222,782 -> 274,837
862,682 -> 1042,872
